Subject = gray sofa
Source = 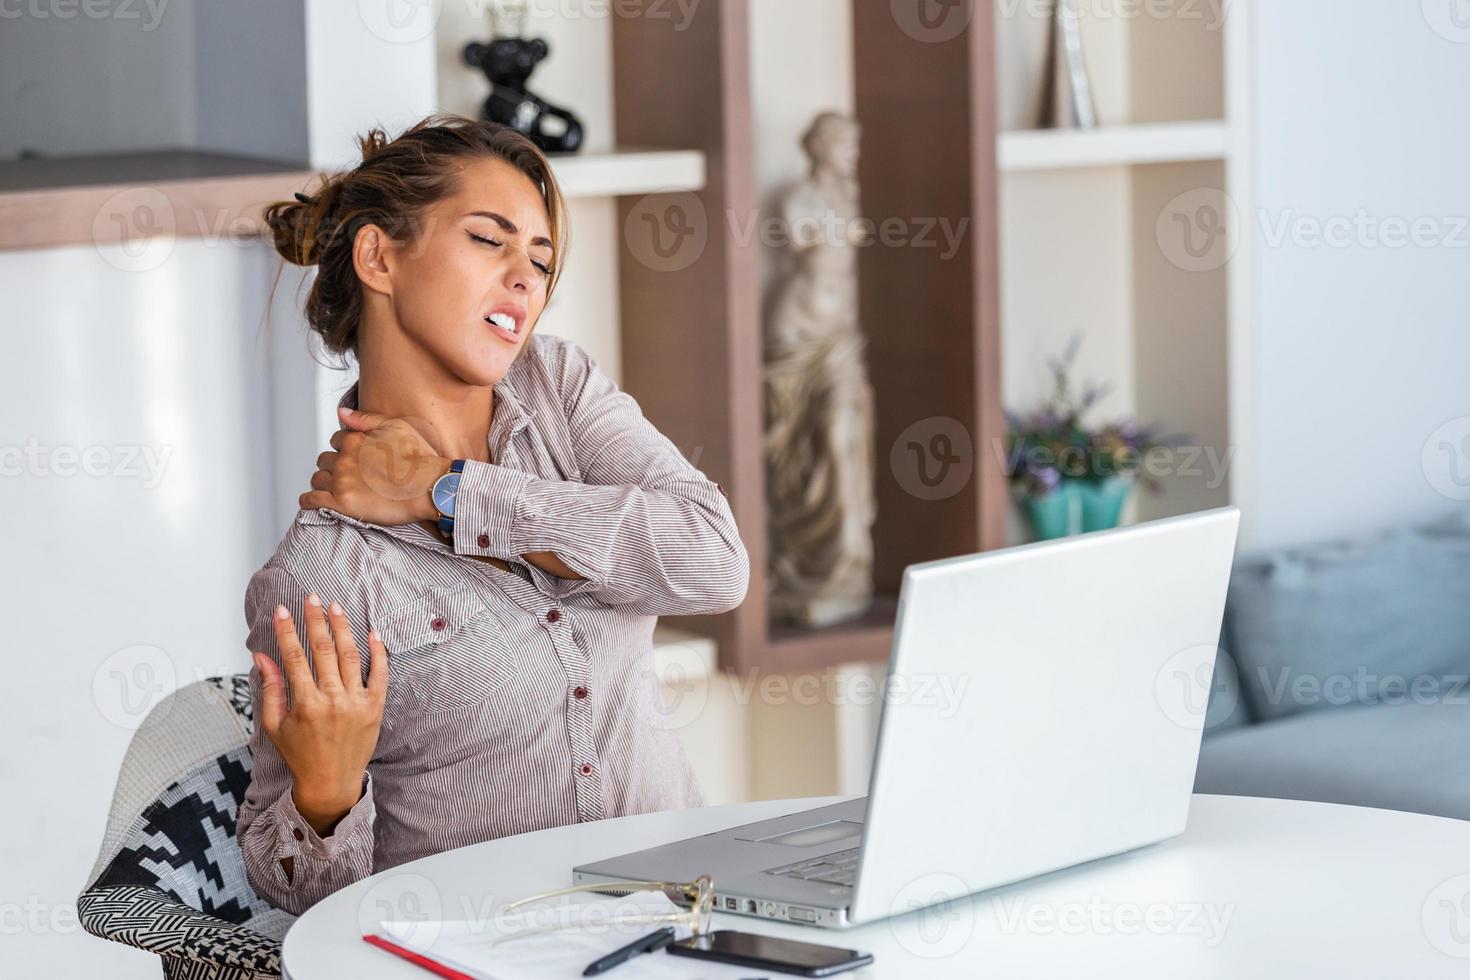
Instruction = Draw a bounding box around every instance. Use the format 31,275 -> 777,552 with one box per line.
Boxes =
1194,510 -> 1470,822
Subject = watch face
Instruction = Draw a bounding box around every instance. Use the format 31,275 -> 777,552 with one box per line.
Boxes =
432,472 -> 462,518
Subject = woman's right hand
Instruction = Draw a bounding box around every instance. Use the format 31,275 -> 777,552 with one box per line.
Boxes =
252,594 -> 388,837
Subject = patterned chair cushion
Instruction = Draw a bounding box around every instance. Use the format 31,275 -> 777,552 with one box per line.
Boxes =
80,675 -> 292,979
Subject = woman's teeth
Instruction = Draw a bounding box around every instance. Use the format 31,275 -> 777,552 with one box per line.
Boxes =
486,313 -> 518,335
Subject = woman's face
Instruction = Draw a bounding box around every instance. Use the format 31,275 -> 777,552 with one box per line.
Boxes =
377,156 -> 555,387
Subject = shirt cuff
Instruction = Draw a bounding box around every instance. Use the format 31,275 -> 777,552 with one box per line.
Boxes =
275,771 -> 375,867
453,460 -> 534,557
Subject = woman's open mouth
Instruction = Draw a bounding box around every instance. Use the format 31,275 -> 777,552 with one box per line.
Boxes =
484,307 -> 524,344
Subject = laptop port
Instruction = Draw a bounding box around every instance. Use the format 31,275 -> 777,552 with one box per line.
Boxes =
744,900 -> 758,914
724,897 -> 737,911
788,906 -> 817,923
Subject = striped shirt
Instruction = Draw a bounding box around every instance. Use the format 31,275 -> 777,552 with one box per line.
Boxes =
236,333 -> 749,915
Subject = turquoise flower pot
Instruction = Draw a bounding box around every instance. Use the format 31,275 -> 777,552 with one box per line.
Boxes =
1077,477 -> 1134,533
1024,483 -> 1081,540
1024,479 -> 1134,540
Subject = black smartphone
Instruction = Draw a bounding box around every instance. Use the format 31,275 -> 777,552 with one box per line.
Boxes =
666,930 -> 873,977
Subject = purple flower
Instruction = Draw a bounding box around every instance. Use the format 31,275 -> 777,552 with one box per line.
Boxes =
1031,466 -> 1061,493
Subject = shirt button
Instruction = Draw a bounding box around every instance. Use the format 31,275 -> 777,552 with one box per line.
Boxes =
546,609 -> 560,623
579,763 -> 593,776
292,827 -> 304,841
477,533 -> 490,548
430,616 -> 446,632
573,686 -> 588,700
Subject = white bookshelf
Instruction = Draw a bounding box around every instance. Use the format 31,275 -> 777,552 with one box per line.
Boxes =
996,2 -> 1248,540
999,121 -> 1229,172
550,148 -> 705,198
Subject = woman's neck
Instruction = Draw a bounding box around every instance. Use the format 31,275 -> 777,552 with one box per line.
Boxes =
355,325 -> 495,464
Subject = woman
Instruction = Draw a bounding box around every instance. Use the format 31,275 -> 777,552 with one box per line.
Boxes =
237,115 -> 749,915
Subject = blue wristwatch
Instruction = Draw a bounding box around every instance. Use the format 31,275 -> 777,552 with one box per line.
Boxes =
431,459 -> 466,537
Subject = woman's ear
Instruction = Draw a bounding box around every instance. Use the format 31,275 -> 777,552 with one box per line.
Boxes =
353,224 -> 394,296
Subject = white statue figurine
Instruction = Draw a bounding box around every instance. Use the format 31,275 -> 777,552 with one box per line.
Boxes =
763,111 -> 877,629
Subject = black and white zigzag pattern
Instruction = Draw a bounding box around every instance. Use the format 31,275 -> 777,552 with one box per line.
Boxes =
92,746 -> 271,924
79,885 -> 280,977
82,676 -> 284,978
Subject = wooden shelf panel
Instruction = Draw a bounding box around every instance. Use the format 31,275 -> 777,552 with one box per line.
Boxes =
0,147 -> 707,252
998,121 -> 1228,172
766,595 -> 899,673
0,152 -> 315,252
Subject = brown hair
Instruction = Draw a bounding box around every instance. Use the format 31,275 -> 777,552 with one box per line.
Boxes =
264,113 -> 568,357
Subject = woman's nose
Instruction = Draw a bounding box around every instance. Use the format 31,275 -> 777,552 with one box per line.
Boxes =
502,250 -> 536,291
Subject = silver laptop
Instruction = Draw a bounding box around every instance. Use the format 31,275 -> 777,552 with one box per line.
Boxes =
575,507 -> 1240,928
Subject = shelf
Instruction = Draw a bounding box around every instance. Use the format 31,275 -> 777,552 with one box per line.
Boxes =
766,596 -> 900,673
548,148 -> 706,198
652,625 -> 718,682
613,0 -> 1007,674
998,121 -> 1229,172
0,146 -> 706,253
0,151 -> 314,252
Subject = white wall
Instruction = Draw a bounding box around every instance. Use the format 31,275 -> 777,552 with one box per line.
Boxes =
304,0 -> 436,168
0,240 -> 285,979
1245,2 -> 1470,547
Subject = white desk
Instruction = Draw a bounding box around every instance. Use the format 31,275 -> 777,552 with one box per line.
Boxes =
284,794 -> 1470,979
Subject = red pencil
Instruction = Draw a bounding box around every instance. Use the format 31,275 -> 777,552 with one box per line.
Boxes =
363,933 -> 478,980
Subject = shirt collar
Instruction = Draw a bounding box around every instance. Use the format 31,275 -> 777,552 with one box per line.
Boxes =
335,373 -> 537,453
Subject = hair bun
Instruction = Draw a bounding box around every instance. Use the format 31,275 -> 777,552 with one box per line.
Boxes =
264,197 -> 316,266
264,177 -> 345,266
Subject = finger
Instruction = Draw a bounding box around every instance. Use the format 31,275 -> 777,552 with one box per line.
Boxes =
339,406 -> 390,432
329,430 -> 363,453
253,652 -> 288,734
272,605 -> 317,699
302,593 -> 343,693
315,450 -> 339,472
310,469 -> 333,491
366,628 -> 389,702
300,490 -> 335,511
328,601 -> 364,689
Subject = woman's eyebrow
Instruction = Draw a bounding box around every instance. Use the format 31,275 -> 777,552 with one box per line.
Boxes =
466,210 -> 553,249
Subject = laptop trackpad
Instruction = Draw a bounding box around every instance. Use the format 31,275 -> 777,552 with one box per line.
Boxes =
742,820 -> 864,848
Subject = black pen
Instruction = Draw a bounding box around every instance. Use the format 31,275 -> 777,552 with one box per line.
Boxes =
582,925 -> 678,976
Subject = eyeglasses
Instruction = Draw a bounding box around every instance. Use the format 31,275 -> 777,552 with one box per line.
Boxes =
485,875 -> 715,948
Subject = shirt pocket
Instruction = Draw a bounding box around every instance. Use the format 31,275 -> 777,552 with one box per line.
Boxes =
375,585 -> 519,714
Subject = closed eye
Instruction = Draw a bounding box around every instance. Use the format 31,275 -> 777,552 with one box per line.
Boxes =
468,231 -> 553,276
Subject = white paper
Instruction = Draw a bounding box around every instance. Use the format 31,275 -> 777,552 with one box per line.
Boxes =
377,892 -> 758,979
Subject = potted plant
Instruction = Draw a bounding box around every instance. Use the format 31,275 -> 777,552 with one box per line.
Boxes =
1005,339 -> 1177,540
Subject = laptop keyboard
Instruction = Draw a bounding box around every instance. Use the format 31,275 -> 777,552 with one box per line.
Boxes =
766,847 -> 859,887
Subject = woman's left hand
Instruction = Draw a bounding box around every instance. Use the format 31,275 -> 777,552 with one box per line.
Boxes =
300,407 -> 449,525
